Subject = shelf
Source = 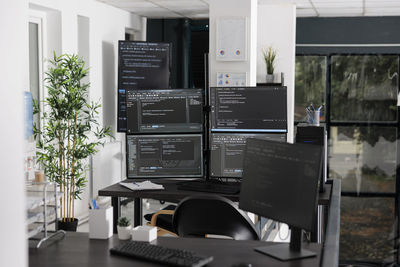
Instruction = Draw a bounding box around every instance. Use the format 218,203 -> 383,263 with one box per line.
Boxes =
26,191 -> 60,210
28,223 -> 44,239
27,208 -> 56,225
26,181 -> 62,248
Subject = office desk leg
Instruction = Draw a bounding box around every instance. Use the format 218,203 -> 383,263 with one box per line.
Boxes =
112,197 -> 120,233
134,198 -> 142,227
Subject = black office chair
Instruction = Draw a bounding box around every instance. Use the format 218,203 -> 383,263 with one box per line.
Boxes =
172,195 -> 260,241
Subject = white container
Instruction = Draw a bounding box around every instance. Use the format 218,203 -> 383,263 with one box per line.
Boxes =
117,225 -> 132,240
89,206 -> 113,239
131,226 -> 157,242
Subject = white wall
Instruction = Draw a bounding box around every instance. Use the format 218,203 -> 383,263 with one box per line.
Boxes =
0,0 -> 28,266
257,4 -> 296,142
28,0 -> 145,219
209,0 -> 257,87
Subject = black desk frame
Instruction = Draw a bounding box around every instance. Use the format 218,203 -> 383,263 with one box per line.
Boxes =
99,179 -> 334,235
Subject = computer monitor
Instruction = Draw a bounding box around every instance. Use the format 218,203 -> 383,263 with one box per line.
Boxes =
126,89 -> 203,134
127,134 -> 203,178
239,139 -> 323,261
209,133 -> 286,178
210,86 -> 287,133
118,41 -> 171,132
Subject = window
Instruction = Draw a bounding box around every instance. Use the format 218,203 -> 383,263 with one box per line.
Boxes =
295,54 -> 399,264
331,55 -> 397,122
29,15 -> 44,131
295,55 -> 326,121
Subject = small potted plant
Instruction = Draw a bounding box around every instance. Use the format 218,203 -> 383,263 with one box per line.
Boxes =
117,217 -> 132,240
263,46 -> 277,83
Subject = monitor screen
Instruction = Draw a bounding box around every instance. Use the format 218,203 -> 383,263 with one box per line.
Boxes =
127,134 -> 203,178
210,133 -> 286,178
118,41 -> 171,132
210,86 -> 287,133
126,89 -> 203,134
239,139 -> 322,232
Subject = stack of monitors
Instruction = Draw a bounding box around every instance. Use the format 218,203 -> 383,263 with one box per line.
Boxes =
126,89 -> 204,178
209,86 -> 288,179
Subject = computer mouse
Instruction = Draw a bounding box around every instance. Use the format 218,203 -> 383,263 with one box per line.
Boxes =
231,263 -> 252,267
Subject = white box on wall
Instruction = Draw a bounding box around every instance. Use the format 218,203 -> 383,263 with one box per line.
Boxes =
89,206 -> 113,239
216,17 -> 247,61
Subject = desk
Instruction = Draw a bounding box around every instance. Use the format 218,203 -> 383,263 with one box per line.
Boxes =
29,232 -> 323,267
98,179 -> 332,231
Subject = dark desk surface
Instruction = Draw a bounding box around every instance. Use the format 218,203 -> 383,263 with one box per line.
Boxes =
99,179 -> 332,205
29,232 -> 323,267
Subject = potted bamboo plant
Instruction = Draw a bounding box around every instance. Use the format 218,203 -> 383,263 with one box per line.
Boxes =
262,46 -> 277,83
34,53 -> 113,231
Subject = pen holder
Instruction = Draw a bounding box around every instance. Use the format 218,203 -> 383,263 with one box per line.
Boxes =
89,206 -> 113,239
307,110 -> 320,126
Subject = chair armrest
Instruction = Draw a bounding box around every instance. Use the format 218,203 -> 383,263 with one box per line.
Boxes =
150,209 -> 174,226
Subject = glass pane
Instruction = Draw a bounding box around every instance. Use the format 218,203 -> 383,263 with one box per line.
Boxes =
295,56 -> 326,121
331,55 -> 398,122
329,126 -> 396,193
340,197 -> 394,262
29,22 -> 40,130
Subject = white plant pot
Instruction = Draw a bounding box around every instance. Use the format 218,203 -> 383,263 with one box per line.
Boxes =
266,74 -> 274,83
117,225 -> 132,240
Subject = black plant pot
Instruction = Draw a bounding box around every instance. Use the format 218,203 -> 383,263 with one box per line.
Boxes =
58,218 -> 79,232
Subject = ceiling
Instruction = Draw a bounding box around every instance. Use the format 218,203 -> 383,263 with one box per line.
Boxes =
97,0 -> 400,19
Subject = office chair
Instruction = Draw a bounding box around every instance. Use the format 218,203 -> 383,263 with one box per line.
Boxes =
145,204 -> 177,236
172,195 -> 260,241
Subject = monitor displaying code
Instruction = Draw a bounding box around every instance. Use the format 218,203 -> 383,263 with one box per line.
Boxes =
118,41 -> 171,132
210,86 -> 287,132
127,135 -> 203,178
239,139 -> 322,231
126,89 -> 203,134
210,133 -> 286,178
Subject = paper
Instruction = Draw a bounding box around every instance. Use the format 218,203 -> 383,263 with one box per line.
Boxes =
217,72 -> 247,86
120,180 -> 164,191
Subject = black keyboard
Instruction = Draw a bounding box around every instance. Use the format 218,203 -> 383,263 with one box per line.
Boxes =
177,181 -> 240,194
110,240 -> 213,267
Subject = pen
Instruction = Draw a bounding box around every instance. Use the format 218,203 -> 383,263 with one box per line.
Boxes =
133,182 -> 139,187
92,199 -> 98,209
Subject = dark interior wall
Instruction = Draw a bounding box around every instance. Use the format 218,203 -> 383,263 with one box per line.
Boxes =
147,19 -> 187,88
147,19 -> 209,89
296,16 -> 400,54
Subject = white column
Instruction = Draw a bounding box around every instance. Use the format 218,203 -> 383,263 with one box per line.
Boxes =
0,1 -> 28,266
209,0 -> 257,86
257,4 -> 296,142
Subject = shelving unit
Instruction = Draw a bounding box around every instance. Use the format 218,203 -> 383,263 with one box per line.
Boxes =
26,181 -> 65,248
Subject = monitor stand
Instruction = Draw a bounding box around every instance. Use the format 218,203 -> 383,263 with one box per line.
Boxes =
254,227 -> 316,261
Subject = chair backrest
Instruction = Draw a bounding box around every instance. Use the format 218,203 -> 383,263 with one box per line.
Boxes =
172,195 -> 260,241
